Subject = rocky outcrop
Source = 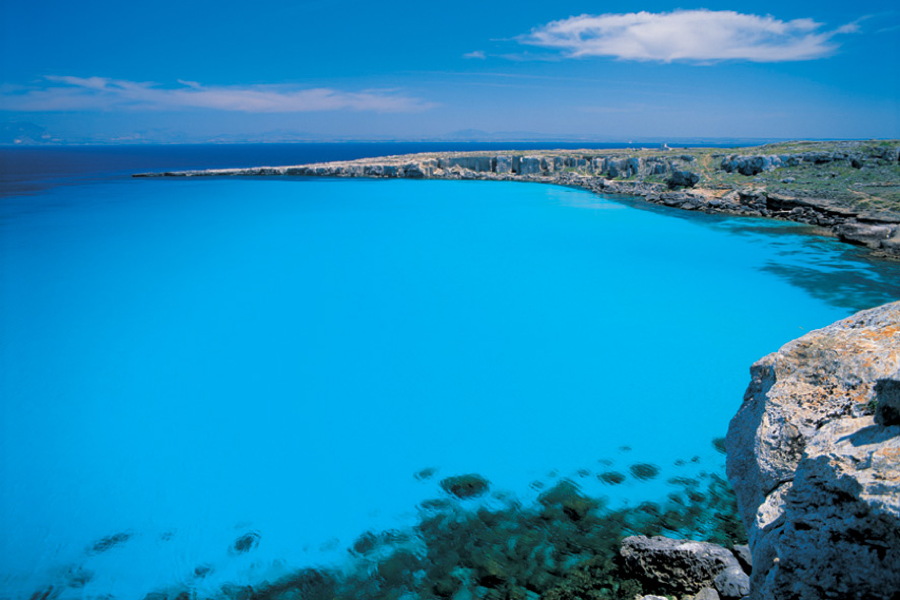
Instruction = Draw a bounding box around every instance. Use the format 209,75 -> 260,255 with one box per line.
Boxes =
721,147 -> 900,175
135,141 -> 900,258
726,301 -> 900,600
619,536 -> 749,598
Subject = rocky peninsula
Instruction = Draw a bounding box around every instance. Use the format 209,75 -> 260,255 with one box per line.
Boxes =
136,140 -> 900,259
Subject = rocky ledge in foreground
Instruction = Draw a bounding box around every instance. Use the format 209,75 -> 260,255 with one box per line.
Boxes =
727,301 -> 900,599
136,140 -> 900,259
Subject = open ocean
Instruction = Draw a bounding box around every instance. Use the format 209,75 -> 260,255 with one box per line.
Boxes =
2,143 -> 899,599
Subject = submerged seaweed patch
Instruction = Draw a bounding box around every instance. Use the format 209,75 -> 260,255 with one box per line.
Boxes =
629,463 -> 661,481
83,442 -> 742,600
88,531 -> 132,554
207,464 -> 745,600
439,474 -> 491,499
231,531 -> 260,554
598,471 -> 626,485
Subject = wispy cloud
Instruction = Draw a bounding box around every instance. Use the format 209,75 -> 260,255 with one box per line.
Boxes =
463,51 -> 487,60
519,10 -> 857,62
0,76 -> 436,113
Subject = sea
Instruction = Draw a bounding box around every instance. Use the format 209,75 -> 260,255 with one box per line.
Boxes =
1,143 -> 899,599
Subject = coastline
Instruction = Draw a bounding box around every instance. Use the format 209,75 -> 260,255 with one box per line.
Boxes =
135,140 -> 900,260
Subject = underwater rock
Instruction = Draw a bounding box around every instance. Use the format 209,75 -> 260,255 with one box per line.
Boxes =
62,565 -> 93,588
629,463 -> 661,481
439,474 -> 490,499
619,535 -> 740,596
415,467 -> 438,480
598,471 -> 626,485
538,480 -> 598,521
142,590 -> 191,600
28,586 -> 60,600
193,564 -> 214,578
350,531 -> 378,556
88,531 -> 132,554
712,438 -> 727,454
727,300 -> 900,600
219,583 -> 254,600
231,531 -> 261,554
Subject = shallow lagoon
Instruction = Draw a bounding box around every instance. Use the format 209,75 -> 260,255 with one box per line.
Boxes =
1,154 -> 899,597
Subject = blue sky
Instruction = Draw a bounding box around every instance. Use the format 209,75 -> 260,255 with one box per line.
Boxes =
0,0 -> 897,142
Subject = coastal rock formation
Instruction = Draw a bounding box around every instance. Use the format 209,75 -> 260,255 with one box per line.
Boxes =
618,535 -> 745,597
726,301 -> 900,600
136,141 -> 900,258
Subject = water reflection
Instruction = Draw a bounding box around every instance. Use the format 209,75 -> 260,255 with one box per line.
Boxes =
760,261 -> 900,310
613,196 -> 900,310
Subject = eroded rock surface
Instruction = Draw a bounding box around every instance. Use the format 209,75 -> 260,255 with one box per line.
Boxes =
135,142 -> 900,258
726,301 -> 900,599
619,535 -> 741,597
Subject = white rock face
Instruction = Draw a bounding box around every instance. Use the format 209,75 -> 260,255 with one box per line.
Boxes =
726,301 -> 900,599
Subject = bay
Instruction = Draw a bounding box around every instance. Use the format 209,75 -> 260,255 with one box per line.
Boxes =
1,146 -> 898,598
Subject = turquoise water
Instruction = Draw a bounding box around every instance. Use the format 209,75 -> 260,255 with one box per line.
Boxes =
1,150 -> 899,598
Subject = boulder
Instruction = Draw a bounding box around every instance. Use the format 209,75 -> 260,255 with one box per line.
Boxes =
720,155 -> 784,176
693,588 -> 721,600
619,535 -> 740,596
726,301 -> 900,600
713,566 -> 750,599
730,544 -> 751,574
833,222 -> 898,248
876,232 -> 900,258
667,170 -> 701,189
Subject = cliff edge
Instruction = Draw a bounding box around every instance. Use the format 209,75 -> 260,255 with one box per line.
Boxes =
136,140 -> 900,259
726,301 -> 900,599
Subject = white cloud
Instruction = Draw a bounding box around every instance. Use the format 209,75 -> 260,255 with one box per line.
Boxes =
463,51 -> 487,59
519,10 -> 856,62
0,77 -> 436,113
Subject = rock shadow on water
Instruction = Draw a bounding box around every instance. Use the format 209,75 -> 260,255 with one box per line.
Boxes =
760,259 -> 900,311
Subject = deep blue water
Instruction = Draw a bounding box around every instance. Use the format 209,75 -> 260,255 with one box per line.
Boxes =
1,144 -> 898,599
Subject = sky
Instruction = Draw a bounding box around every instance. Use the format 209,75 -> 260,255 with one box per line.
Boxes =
0,0 -> 898,143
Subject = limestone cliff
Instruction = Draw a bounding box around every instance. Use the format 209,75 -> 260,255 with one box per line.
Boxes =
726,301 -> 900,599
136,140 -> 900,258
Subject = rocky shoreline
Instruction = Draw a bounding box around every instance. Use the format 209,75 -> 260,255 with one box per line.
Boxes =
726,300 -> 900,600
136,140 -> 900,259
126,143 -> 900,599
